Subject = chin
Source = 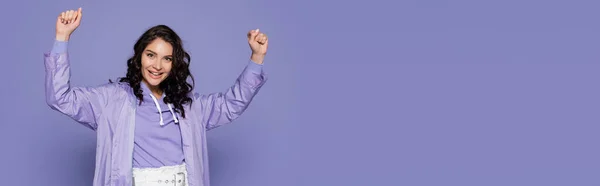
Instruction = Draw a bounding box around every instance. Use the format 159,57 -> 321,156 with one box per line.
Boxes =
145,80 -> 162,87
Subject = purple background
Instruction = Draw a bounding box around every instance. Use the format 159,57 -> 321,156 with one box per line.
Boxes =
1,0 -> 599,185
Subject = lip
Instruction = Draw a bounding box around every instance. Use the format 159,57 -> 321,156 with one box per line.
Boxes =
148,70 -> 163,79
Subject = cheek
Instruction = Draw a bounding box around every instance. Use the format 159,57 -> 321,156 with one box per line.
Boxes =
165,63 -> 174,74
140,57 -> 151,69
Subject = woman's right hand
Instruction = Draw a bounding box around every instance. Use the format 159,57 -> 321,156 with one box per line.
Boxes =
56,8 -> 82,41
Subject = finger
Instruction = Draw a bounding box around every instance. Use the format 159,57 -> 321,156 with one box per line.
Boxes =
253,33 -> 260,41
254,33 -> 264,42
261,35 -> 268,44
60,12 -> 66,23
70,10 -> 76,22
257,36 -> 264,44
68,10 -> 75,23
74,7 -> 82,24
248,29 -> 259,40
262,37 -> 267,44
249,30 -> 258,41
65,10 -> 71,24
65,10 -> 70,23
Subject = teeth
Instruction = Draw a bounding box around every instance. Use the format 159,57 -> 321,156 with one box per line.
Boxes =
150,71 -> 161,76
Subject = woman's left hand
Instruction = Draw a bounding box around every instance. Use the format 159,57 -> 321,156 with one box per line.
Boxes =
247,29 -> 268,64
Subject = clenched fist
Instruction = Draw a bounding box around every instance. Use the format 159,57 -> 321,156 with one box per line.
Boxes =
56,8 -> 82,41
247,29 -> 269,64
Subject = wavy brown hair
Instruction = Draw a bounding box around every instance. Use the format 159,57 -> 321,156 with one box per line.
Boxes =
112,25 -> 195,118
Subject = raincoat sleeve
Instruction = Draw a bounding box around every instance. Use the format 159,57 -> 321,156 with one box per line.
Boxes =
44,40 -> 110,131
193,60 -> 268,131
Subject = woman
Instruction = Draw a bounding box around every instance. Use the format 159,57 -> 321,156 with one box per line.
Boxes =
45,8 -> 268,186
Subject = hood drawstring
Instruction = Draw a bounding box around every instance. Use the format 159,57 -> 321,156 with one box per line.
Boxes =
148,93 -> 179,126
167,103 -> 179,124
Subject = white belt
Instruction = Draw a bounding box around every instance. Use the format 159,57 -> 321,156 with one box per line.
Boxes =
132,163 -> 188,186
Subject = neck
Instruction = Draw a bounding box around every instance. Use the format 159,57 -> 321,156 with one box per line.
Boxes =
143,81 -> 163,99
150,87 -> 163,99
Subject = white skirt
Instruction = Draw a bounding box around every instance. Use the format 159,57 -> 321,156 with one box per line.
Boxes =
132,163 -> 189,186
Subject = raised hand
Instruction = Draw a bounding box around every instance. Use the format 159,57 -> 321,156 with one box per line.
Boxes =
56,8 -> 82,41
247,29 -> 269,64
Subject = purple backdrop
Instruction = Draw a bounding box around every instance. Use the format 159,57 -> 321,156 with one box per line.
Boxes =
1,0 -> 599,185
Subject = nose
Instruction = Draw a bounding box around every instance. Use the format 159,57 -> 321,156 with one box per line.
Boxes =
152,60 -> 163,70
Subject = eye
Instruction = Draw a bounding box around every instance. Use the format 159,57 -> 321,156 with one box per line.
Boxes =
146,53 -> 154,58
166,57 -> 173,62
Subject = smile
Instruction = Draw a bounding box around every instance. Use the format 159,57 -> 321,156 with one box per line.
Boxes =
148,70 -> 164,78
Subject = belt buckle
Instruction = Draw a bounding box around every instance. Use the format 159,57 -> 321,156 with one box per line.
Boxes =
174,172 -> 186,186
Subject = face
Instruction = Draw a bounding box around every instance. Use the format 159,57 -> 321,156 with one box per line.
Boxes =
141,38 -> 173,88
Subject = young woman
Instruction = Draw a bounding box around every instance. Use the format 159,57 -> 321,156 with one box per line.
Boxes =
45,8 -> 268,186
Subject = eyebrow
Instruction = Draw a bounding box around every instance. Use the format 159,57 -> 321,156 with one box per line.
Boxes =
145,50 -> 173,57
